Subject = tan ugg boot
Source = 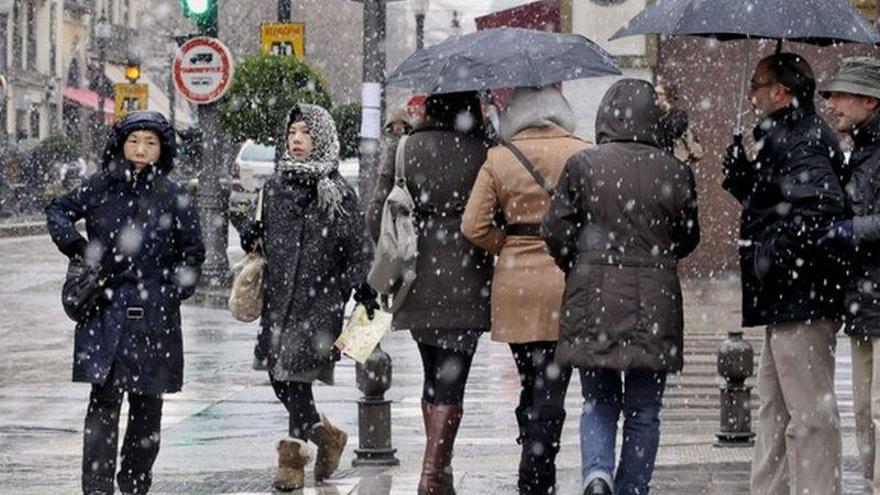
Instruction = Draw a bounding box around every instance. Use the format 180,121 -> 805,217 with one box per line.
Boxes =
273,437 -> 312,492
310,413 -> 348,482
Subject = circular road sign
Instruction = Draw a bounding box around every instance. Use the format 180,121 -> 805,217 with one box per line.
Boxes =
173,36 -> 234,105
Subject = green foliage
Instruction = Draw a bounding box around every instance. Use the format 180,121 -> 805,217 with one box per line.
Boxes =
332,103 -> 361,160
34,135 -> 80,164
218,54 -> 332,146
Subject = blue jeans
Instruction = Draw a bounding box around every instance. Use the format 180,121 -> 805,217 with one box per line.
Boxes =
580,368 -> 667,495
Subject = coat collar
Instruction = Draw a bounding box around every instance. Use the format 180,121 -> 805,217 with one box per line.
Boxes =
852,110 -> 880,149
510,124 -> 575,142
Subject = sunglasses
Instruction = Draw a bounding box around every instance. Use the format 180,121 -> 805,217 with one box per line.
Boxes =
749,79 -> 776,91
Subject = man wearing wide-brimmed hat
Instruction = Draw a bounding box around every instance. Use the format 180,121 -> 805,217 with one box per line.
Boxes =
824,56 -> 880,493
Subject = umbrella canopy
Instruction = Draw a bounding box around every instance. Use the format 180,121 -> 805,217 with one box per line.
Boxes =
387,27 -> 621,94
610,0 -> 880,45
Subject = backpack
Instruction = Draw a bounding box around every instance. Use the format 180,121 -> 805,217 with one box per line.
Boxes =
367,135 -> 418,313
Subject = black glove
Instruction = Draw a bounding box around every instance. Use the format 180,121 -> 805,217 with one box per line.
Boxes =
63,237 -> 89,261
818,219 -> 857,248
241,220 -> 264,253
353,282 -> 380,320
723,134 -> 748,179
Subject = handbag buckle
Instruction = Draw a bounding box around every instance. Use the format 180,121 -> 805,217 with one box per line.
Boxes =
126,307 -> 145,320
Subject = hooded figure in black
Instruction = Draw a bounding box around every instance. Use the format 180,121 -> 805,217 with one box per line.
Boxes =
46,111 -> 205,495
239,103 -> 376,492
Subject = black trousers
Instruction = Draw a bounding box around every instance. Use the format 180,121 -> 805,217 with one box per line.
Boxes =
271,377 -> 321,442
417,343 -> 475,405
510,341 -> 571,430
82,376 -> 163,495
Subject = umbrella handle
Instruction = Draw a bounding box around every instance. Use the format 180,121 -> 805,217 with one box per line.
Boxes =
734,42 -> 753,136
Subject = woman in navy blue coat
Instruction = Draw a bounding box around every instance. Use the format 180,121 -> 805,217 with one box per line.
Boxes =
46,111 -> 205,495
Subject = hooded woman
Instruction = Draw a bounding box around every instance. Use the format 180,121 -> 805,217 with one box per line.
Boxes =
46,111 -> 206,495
542,80 -> 700,495
368,91 -> 494,495
461,85 -> 588,494
239,103 -> 376,492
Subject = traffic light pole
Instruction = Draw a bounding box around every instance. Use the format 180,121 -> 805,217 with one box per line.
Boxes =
179,0 -> 230,306
278,0 -> 291,21
357,0 -> 386,202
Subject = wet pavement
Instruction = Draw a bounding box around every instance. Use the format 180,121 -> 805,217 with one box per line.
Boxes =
0,232 -> 872,494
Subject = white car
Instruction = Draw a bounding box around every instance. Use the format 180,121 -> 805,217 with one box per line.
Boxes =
229,140 -> 361,207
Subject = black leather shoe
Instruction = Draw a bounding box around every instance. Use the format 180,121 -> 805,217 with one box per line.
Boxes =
583,478 -> 612,495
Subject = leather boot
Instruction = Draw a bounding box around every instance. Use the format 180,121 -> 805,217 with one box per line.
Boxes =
518,408 -> 566,495
310,413 -> 348,482
273,437 -> 312,492
418,400 -> 463,495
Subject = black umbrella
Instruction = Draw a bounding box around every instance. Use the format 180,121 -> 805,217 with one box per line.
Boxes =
610,0 -> 880,133
386,27 -> 621,94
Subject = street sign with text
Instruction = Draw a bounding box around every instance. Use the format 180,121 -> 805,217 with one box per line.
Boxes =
114,83 -> 148,119
173,36 -> 234,105
260,22 -> 305,60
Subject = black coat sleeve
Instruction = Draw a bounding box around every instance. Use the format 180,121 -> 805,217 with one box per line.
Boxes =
171,187 -> 206,301
45,178 -> 94,258
339,193 -> 374,296
542,157 -> 587,274
672,165 -> 701,259
769,141 -> 848,265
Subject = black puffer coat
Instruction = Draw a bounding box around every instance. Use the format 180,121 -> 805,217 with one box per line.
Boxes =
723,103 -> 848,328
843,112 -> 880,336
241,104 -> 372,380
542,80 -> 700,372
46,111 -> 205,395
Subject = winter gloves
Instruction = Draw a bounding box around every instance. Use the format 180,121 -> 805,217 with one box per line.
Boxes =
722,134 -> 750,179
353,282 -> 380,320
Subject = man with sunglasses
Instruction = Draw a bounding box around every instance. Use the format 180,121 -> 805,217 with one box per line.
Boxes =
822,56 -> 880,493
723,52 -> 848,495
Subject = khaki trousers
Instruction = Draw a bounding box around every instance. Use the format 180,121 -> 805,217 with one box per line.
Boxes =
851,336 -> 880,494
749,319 -> 842,495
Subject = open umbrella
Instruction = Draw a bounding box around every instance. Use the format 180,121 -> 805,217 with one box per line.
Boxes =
610,0 -> 880,134
386,27 -> 621,94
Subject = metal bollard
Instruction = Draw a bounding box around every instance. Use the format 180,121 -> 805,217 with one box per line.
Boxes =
353,344 -> 400,466
715,330 -> 756,447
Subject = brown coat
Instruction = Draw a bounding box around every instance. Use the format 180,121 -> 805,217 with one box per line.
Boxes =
542,80 -> 700,372
462,125 -> 588,343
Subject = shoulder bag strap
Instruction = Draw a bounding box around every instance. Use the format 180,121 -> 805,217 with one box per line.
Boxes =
394,135 -> 409,185
503,141 -> 553,194
255,187 -> 265,222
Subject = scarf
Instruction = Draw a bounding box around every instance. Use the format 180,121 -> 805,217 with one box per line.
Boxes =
277,151 -> 348,219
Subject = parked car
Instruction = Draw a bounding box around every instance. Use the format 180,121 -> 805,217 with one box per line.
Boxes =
229,140 -> 360,211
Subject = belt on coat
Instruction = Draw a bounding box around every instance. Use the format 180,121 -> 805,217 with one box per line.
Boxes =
580,253 -> 677,269
504,223 -> 541,237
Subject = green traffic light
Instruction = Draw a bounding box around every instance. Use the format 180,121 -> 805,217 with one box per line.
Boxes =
185,0 -> 210,14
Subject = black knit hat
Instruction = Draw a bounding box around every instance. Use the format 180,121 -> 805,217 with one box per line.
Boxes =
102,111 -> 177,172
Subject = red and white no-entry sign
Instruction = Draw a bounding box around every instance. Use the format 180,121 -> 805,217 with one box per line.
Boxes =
173,36 -> 234,105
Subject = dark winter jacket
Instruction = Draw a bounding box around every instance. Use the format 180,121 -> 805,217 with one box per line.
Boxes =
723,103 -> 848,328
368,124 -> 494,332
843,111 -> 880,336
241,104 -> 372,380
542,79 -> 700,372
46,111 -> 205,395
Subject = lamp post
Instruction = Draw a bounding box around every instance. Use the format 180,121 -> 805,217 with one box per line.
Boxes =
278,0 -> 291,21
93,11 -> 111,149
412,0 -> 429,50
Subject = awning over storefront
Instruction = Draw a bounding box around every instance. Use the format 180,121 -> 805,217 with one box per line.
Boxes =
105,65 -> 195,128
62,87 -> 115,115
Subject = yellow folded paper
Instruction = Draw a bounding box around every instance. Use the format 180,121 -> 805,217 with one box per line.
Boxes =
334,306 -> 391,364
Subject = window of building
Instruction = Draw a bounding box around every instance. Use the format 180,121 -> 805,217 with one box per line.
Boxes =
12,1 -> 21,70
50,4 -> 57,76
852,0 -> 878,21
120,0 -> 129,27
0,14 -> 8,72
29,107 -> 40,139
15,109 -> 28,141
26,1 -> 36,71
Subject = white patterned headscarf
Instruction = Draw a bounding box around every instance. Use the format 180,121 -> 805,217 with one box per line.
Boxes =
276,103 -> 348,219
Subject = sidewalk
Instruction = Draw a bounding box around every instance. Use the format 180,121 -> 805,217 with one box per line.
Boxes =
0,234 -> 871,494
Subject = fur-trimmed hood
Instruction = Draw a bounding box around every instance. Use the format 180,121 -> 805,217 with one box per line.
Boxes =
498,86 -> 576,142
